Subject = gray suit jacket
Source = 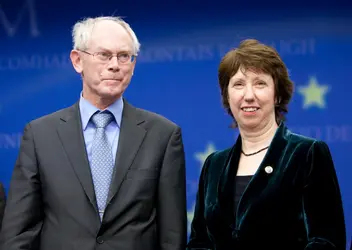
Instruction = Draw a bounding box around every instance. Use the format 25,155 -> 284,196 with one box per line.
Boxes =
0,100 -> 187,250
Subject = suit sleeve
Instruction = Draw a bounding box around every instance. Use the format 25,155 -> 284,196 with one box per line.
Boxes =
157,126 -> 187,250
186,154 -> 213,250
0,123 -> 44,250
303,141 -> 346,250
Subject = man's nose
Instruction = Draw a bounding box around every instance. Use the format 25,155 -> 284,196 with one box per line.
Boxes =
108,56 -> 120,71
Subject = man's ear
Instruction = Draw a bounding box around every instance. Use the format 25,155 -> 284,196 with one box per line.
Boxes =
70,50 -> 83,73
131,57 -> 137,75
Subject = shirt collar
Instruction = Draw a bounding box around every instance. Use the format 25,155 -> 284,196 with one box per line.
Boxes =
79,93 -> 124,130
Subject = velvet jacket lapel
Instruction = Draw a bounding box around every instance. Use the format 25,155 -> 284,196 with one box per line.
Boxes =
217,123 -> 289,232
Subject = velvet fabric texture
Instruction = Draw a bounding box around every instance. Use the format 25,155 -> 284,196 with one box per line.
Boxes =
187,123 -> 346,250
0,182 -> 5,231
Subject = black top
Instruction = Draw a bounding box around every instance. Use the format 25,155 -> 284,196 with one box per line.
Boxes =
234,175 -> 252,216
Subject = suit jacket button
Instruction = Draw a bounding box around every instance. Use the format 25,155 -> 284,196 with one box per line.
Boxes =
96,236 -> 104,244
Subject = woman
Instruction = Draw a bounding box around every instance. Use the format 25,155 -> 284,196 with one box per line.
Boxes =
186,39 -> 346,249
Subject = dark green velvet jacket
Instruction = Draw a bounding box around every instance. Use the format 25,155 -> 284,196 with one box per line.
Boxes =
187,123 -> 346,250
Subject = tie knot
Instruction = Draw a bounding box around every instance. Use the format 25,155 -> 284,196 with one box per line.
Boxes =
91,111 -> 114,128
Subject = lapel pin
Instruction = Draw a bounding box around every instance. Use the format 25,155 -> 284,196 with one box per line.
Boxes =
264,166 -> 273,174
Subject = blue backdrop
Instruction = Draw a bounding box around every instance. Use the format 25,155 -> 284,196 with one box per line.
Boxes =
0,0 -> 351,248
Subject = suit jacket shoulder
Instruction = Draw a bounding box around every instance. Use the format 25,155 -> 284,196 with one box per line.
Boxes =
133,105 -> 180,131
286,129 -> 322,148
25,104 -> 75,132
200,147 -> 232,187
282,127 -> 334,176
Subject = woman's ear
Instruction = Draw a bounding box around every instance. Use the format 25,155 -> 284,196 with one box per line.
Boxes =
275,96 -> 281,106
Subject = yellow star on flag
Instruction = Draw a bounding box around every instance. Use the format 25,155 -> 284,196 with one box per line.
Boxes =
187,203 -> 195,233
188,143 -> 216,232
298,76 -> 329,109
194,142 -> 216,169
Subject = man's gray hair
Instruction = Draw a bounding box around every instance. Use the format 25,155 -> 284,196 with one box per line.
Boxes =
72,16 -> 141,55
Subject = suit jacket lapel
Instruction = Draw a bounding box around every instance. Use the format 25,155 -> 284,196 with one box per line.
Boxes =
106,101 -> 147,204
56,103 -> 97,211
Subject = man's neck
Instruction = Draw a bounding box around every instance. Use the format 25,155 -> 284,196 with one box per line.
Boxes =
92,97 -> 116,110
82,90 -> 119,110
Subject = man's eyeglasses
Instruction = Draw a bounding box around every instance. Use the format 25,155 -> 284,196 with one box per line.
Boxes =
78,50 -> 136,64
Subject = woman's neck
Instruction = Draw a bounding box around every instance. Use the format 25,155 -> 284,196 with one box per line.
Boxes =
239,119 -> 279,153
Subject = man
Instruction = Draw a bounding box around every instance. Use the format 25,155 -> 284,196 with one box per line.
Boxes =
0,16 -> 187,250
0,182 -> 5,230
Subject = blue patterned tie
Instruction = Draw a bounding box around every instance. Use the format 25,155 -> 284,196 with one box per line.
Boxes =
90,111 -> 114,220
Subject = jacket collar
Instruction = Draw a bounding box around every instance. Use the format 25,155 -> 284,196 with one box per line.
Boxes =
217,122 -> 290,230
